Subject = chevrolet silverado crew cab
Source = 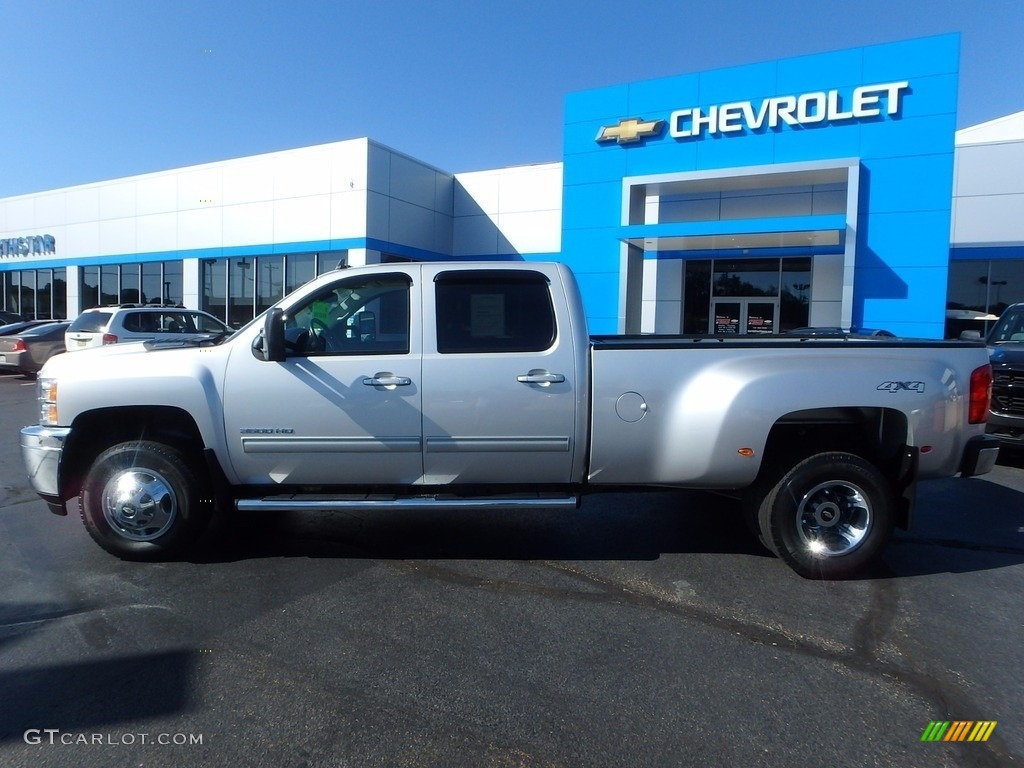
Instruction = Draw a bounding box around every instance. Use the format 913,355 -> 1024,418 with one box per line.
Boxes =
21,262 -> 999,579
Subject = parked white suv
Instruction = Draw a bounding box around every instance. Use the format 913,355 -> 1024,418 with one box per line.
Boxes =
65,305 -> 232,352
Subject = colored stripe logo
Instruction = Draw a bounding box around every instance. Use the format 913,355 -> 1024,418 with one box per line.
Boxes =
921,721 -> 997,742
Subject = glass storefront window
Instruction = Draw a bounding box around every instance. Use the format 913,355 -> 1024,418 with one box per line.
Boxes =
119,264 -> 142,304
229,257 -> 254,328
317,250 -> 348,275
81,267 -> 100,309
1,268 -> 67,319
684,256 -> 809,334
683,260 -> 711,334
199,252 -> 326,326
257,255 -> 284,317
79,261 -> 183,310
142,262 -> 162,305
202,259 -> 227,322
100,265 -> 119,306
52,269 -> 67,318
286,253 -> 316,294
779,257 -> 812,333
989,259 -> 1024,316
19,272 -> 36,318
163,261 -> 183,305
946,258 -> 1024,338
713,258 -> 779,297
34,270 -> 52,319
10,274 -> 33,319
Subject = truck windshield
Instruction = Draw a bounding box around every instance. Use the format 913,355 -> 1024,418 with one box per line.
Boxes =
988,309 -> 1024,343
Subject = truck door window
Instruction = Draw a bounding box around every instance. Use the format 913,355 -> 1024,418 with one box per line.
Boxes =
285,274 -> 410,356
435,271 -> 555,353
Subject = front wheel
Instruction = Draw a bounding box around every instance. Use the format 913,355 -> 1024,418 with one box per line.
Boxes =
756,452 -> 894,579
80,441 -> 211,561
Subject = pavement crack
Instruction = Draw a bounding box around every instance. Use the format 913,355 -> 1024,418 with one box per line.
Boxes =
414,558 -> 1021,768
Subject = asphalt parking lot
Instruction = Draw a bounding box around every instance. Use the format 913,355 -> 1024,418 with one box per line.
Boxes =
0,370 -> 1022,768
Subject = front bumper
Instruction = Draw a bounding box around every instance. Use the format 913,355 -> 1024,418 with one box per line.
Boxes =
960,434 -> 1001,477
20,425 -> 71,514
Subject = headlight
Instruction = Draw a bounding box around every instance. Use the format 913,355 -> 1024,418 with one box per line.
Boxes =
39,378 -> 59,425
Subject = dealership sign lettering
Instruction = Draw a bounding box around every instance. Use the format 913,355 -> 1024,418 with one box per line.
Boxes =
670,81 -> 909,138
597,81 -> 911,144
671,81 -> 913,139
0,234 -> 56,257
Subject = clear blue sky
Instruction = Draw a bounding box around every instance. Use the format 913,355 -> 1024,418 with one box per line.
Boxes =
2,0 -> 1022,198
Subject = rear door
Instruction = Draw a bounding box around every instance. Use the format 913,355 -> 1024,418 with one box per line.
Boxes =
420,266 -> 578,485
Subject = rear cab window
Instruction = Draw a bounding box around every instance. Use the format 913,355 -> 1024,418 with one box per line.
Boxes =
434,270 -> 555,354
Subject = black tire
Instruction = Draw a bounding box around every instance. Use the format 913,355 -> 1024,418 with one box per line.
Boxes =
756,452 -> 894,579
80,441 -> 212,561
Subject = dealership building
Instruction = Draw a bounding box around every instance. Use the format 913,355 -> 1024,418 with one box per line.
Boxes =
1,33 -> 1022,338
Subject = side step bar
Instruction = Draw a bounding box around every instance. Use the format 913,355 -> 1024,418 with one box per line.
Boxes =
236,493 -> 580,513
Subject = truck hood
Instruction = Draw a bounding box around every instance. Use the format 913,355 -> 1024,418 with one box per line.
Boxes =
41,339 -> 216,378
989,342 -> 1024,367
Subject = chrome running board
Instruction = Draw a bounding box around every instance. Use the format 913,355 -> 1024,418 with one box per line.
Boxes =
235,493 -> 579,513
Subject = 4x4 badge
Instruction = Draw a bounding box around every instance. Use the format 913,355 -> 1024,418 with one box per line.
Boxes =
877,381 -> 925,394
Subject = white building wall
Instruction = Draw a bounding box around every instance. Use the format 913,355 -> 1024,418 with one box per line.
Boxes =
366,143 -> 455,258
453,163 -> 562,257
0,138 -> 470,319
0,139 -> 379,263
640,259 -> 683,333
952,135 -> 1024,247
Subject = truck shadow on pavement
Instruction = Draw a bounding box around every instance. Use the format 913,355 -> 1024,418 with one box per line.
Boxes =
194,489 -> 772,565
193,474 -> 1024,580
882,466 -> 1024,579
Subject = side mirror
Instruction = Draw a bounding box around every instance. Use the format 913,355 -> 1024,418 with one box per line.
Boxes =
959,330 -> 982,341
263,307 -> 286,361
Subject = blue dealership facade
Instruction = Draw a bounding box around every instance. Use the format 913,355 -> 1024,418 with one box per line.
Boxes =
562,34 -> 960,337
2,33 -> 1022,338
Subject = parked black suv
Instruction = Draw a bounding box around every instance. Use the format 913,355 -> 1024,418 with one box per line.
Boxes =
986,303 -> 1024,448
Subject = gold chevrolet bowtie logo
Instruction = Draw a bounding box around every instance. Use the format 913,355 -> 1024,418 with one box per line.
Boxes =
596,117 -> 664,144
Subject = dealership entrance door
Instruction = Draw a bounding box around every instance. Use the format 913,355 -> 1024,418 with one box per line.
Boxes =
710,298 -> 778,335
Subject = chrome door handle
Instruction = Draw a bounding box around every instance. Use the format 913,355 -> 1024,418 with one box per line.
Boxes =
363,374 -> 412,387
516,371 -> 565,385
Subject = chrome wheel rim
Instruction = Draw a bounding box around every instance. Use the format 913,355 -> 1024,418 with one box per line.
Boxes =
795,480 -> 871,557
101,468 -> 178,541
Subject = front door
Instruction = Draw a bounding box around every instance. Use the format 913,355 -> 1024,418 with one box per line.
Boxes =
710,298 -> 778,335
222,269 -> 423,486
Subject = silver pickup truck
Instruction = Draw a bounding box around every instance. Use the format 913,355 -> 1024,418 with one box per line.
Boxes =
21,262 -> 999,578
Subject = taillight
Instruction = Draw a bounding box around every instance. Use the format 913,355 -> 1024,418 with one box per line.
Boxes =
102,333 -> 118,344
12,340 -> 26,352
968,364 -> 992,424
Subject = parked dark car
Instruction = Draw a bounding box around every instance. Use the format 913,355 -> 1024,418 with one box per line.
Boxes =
0,320 -> 55,336
0,322 -> 70,376
986,302 -> 1024,448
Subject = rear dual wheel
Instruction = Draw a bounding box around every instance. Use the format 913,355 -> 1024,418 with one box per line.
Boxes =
753,452 -> 894,579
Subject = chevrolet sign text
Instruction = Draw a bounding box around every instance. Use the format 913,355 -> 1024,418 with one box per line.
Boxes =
669,81 -> 910,139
